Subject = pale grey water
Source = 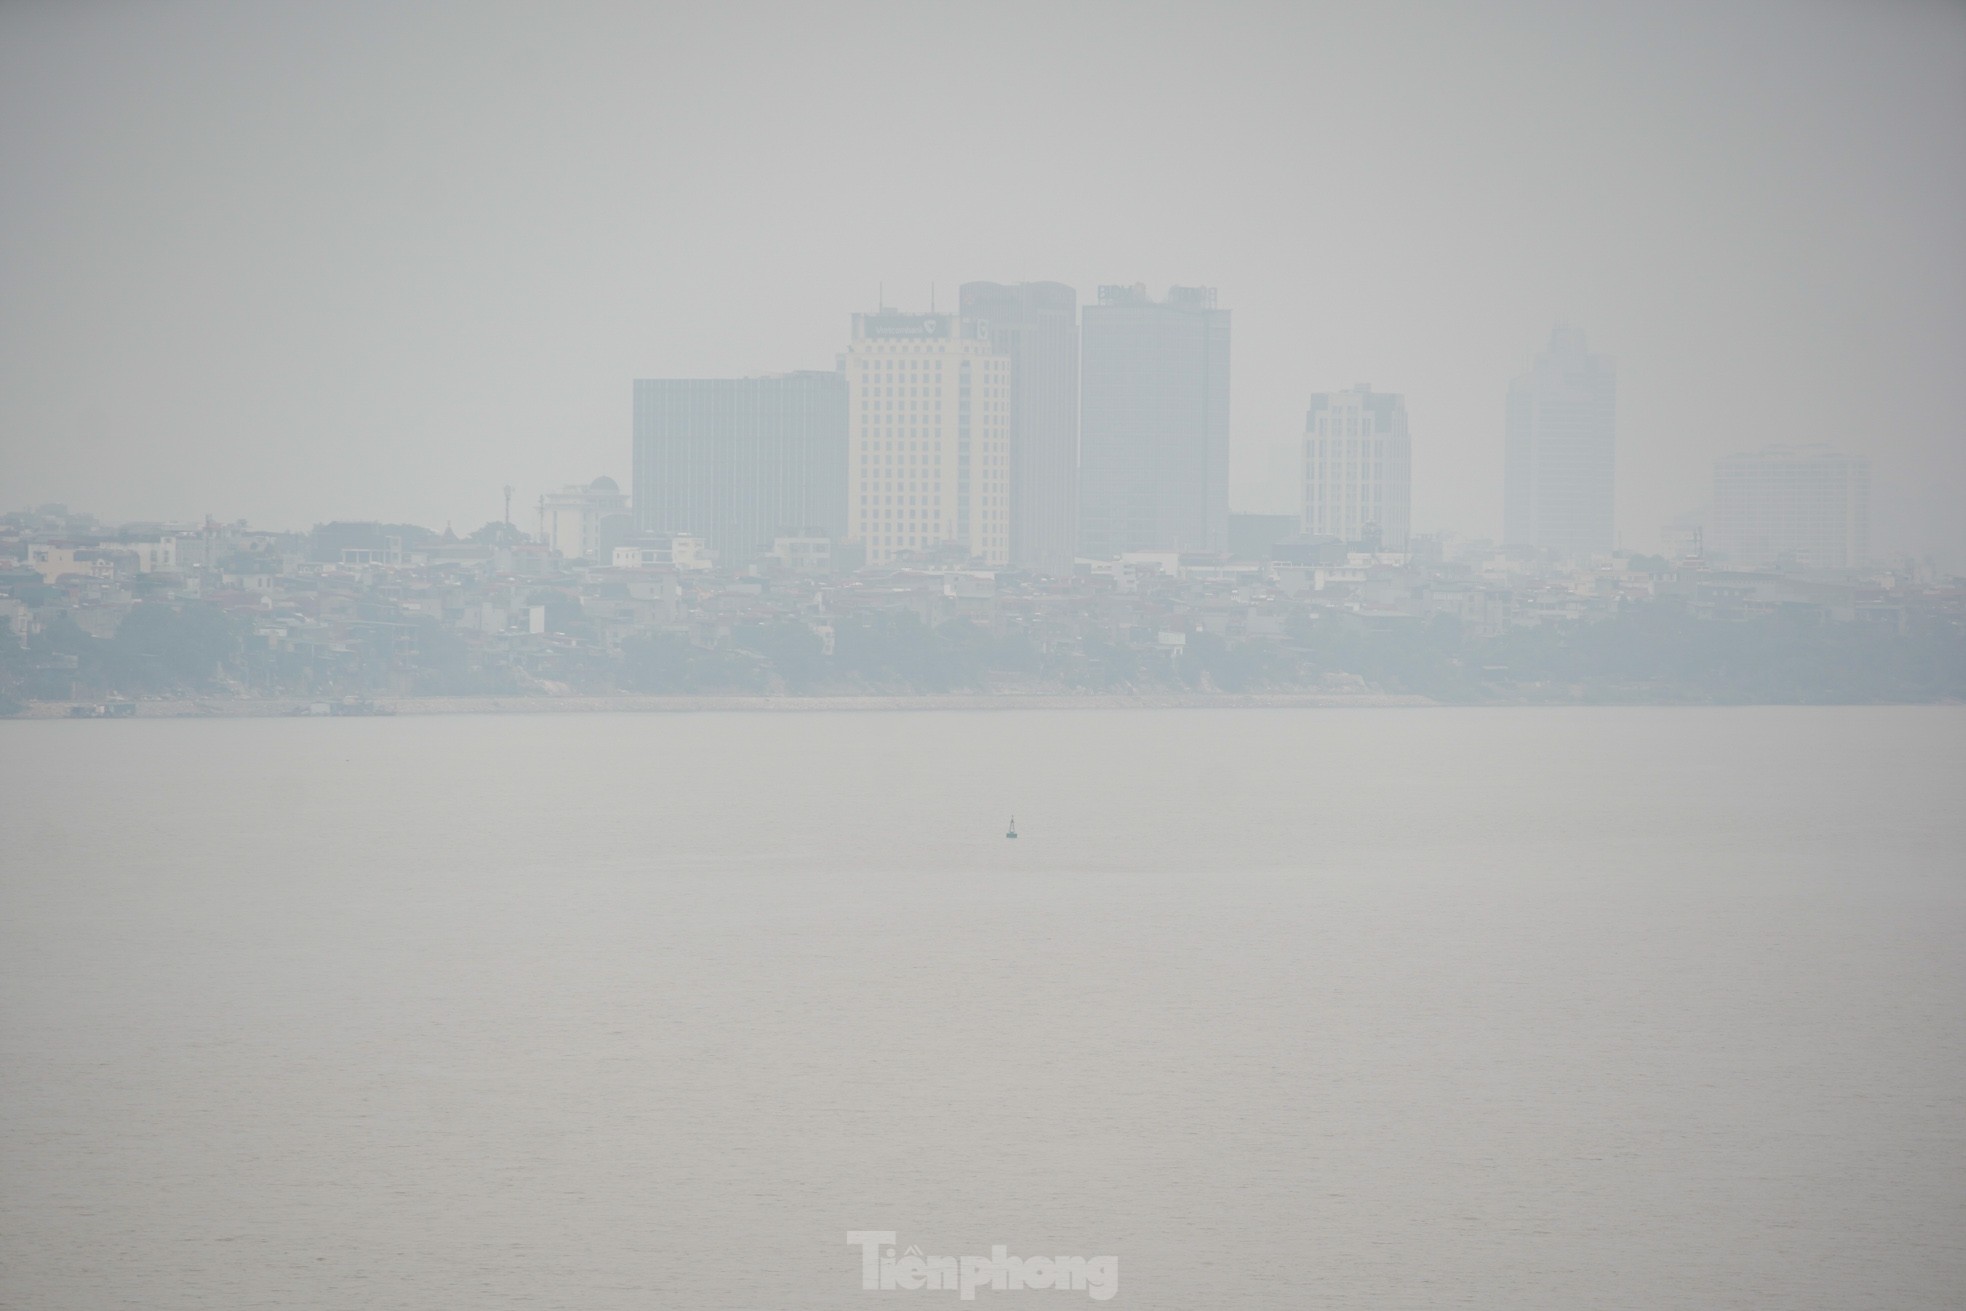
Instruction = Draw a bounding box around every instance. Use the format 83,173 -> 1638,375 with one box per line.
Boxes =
2,708 -> 1963,1309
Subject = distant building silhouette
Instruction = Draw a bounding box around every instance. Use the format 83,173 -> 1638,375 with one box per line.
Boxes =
1662,507 -> 1707,563
959,282 -> 1080,577
631,372 -> 846,568
1078,285 -> 1230,559
1504,325 -> 1616,556
846,310 -> 1010,567
1302,386 -> 1411,550
1712,445 -> 1870,570
540,476 -> 628,562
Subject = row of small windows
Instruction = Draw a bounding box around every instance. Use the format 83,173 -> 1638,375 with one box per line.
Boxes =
852,363 -> 1007,377
857,441 -> 1003,453
855,342 -> 1006,358
855,359 -> 1006,370
1311,418 -> 1388,437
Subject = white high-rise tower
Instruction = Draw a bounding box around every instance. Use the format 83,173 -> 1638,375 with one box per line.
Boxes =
846,311 -> 1012,567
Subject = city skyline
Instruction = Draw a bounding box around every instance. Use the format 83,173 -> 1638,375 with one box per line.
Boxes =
0,300 -> 1896,572
3,3 -> 1959,567
0,262 -> 1925,565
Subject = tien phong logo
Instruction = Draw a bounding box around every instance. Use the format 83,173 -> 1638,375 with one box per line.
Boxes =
847,1231 -> 1118,1301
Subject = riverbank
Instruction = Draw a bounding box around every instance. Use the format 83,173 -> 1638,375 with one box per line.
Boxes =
14,691 -> 1438,718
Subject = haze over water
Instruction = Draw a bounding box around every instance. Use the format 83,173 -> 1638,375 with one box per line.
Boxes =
3,707 -> 1963,1308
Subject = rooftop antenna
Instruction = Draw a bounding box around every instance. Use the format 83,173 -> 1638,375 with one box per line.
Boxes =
503,484 -> 513,526
930,282 -> 936,313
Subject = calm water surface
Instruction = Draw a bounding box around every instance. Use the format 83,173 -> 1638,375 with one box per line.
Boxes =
3,708 -> 1963,1309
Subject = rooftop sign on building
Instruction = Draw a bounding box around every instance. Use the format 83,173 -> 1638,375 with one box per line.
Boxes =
857,313 -> 951,339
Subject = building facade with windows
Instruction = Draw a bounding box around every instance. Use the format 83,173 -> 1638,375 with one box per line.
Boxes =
1711,445 -> 1870,570
540,476 -> 629,562
631,372 -> 847,569
845,311 -> 1011,567
1301,385 -> 1411,550
1503,325 -> 1617,557
1078,284 -> 1230,559
958,281 -> 1080,577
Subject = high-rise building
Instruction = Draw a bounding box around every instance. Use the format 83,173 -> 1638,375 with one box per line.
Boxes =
1301,385 -> 1411,550
846,311 -> 1011,567
958,282 -> 1080,576
1078,284 -> 1230,559
1503,325 -> 1616,556
540,475 -> 630,561
631,371 -> 847,568
1711,445 -> 1870,570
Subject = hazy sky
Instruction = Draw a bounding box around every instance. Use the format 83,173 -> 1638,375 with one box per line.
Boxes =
3,0 -> 1962,562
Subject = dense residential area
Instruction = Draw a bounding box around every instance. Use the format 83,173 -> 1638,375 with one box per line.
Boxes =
4,503 -> 1960,714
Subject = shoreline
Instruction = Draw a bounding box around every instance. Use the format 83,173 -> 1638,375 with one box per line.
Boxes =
15,695 -> 1961,719
16,692 -> 1438,718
